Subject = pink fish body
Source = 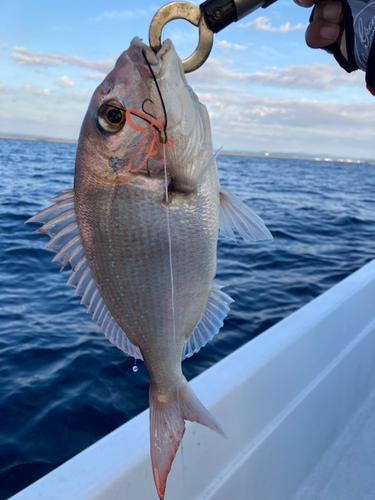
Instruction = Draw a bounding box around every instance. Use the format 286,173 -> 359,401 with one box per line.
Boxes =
28,38 -> 272,499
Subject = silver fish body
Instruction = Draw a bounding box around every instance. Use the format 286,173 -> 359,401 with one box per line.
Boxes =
74,151 -> 219,392
28,37 -> 272,499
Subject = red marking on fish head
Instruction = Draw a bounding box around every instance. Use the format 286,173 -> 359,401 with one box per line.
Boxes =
75,38 -> 164,185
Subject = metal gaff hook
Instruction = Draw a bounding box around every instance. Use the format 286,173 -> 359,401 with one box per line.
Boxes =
148,1 -> 214,74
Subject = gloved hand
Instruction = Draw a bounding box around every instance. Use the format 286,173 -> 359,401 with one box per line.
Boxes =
295,0 -> 375,94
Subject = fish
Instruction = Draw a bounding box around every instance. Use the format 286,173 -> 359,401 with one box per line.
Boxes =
27,37 -> 272,499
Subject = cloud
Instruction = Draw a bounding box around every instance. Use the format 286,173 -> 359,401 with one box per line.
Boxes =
81,73 -> 106,81
198,92 -> 375,158
1,82 -> 373,158
207,95 -> 375,133
188,59 -> 363,91
10,46 -> 115,73
56,75 -> 74,87
34,88 -> 51,95
25,84 -> 51,95
0,83 -> 4,91
239,63 -> 363,91
12,46 -> 61,66
215,40 -> 247,51
65,89 -> 93,100
0,85 -> 88,140
193,85 -> 245,93
96,8 -> 150,20
240,16 -> 306,32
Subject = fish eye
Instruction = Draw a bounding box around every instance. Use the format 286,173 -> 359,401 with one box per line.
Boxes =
97,100 -> 126,134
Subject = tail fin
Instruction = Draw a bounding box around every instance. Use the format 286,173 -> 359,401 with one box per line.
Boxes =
149,378 -> 225,499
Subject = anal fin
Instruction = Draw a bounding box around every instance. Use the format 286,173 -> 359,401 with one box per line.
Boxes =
182,284 -> 233,360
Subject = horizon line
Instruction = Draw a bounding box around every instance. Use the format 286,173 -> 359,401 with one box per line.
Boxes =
0,133 -> 372,164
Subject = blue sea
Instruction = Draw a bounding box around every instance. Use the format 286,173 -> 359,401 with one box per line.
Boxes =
1,137 -> 374,499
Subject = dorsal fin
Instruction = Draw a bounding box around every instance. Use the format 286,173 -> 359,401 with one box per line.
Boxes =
182,284 -> 233,360
26,189 -> 143,360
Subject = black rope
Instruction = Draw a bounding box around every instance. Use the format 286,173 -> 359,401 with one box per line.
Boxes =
141,98 -> 156,120
142,49 -> 168,132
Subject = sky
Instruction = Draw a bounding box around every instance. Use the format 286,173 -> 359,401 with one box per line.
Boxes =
0,0 -> 374,159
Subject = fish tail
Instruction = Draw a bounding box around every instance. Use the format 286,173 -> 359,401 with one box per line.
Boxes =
149,378 -> 225,499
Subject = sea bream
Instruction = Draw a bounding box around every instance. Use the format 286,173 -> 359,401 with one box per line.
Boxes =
27,37 -> 272,499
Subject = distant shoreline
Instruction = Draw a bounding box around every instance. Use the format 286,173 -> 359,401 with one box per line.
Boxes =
0,134 -> 78,144
1,134 -> 372,164
220,151 -> 312,161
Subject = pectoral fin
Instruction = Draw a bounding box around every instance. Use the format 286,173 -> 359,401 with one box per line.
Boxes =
219,187 -> 273,242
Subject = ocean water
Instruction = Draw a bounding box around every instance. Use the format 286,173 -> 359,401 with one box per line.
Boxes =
1,137 -> 375,499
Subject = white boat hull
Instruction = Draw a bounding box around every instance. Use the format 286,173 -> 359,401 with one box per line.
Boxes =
10,259 -> 375,500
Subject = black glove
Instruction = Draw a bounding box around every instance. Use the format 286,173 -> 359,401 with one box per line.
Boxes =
311,0 -> 375,94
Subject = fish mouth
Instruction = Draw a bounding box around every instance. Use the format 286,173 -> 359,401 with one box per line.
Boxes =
130,37 -> 160,69
156,38 -> 173,60
130,37 -> 181,79
157,39 -> 184,81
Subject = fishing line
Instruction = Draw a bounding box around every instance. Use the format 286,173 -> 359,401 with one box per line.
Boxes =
162,142 -> 186,495
142,44 -> 187,491
141,98 -> 157,120
142,49 -> 168,131
162,145 -> 177,394
141,50 -> 179,408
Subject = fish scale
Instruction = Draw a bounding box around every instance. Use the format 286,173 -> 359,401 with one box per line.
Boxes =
76,170 -> 218,370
